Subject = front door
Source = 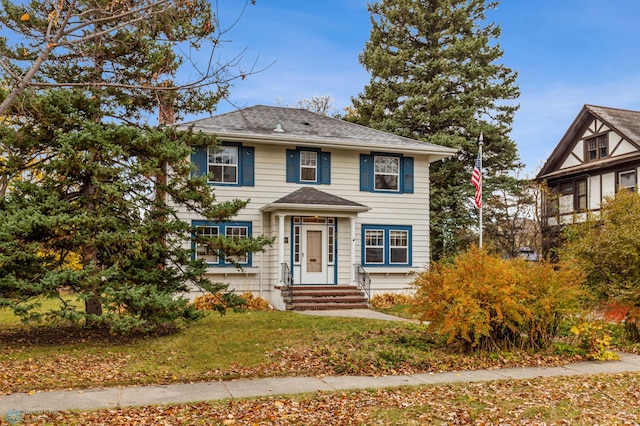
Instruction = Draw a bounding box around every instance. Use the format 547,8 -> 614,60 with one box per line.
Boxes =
301,225 -> 327,284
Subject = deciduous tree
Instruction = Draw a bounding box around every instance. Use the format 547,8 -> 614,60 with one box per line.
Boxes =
561,190 -> 640,340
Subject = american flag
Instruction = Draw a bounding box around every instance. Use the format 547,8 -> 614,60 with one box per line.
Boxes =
471,151 -> 482,209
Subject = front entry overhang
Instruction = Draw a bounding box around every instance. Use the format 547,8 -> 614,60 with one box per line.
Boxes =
260,187 -> 370,215
260,187 -> 370,285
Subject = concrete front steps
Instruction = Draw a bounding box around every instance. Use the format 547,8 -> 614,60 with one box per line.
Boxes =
281,285 -> 369,310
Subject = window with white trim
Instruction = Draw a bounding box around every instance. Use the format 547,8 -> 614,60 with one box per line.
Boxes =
208,145 -> 238,184
225,225 -> 249,264
374,155 -> 399,191
300,151 -> 317,182
364,229 -> 385,264
389,230 -> 409,264
195,226 -> 219,264
193,221 -> 252,266
362,225 -> 412,266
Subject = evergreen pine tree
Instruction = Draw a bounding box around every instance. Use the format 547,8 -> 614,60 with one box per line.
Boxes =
352,0 -> 522,260
0,1 -> 270,333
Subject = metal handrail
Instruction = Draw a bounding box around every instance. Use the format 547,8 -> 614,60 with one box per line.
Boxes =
281,262 -> 293,287
354,263 -> 371,300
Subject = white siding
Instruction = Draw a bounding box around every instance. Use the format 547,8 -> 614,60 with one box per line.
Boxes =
610,135 -> 636,157
178,142 -> 434,304
601,172 -> 616,198
589,175 -> 601,211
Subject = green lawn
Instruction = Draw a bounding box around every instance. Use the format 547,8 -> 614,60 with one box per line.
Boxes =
0,302 -> 604,395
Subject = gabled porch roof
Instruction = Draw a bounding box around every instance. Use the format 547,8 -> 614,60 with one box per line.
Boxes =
260,187 -> 370,214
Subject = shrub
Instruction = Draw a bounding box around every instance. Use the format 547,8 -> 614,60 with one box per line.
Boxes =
570,318 -> 619,361
193,292 -> 273,313
411,246 -> 585,352
370,293 -> 414,309
560,190 -> 640,342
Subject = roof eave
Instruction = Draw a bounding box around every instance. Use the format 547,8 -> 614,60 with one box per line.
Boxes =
175,127 -> 458,160
260,203 -> 371,214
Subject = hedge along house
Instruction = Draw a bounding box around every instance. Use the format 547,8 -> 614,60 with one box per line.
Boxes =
175,106 -> 456,310
536,105 -> 640,256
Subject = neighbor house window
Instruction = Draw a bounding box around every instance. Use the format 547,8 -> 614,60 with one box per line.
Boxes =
193,221 -> 252,266
360,153 -> 414,194
286,147 -> 331,184
576,179 -> 587,211
362,225 -> 412,266
586,134 -> 608,161
619,170 -> 637,192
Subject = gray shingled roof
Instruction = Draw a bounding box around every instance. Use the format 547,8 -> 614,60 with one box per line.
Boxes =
537,105 -> 640,180
273,187 -> 365,206
586,105 -> 640,143
176,105 -> 456,159
260,187 -> 370,213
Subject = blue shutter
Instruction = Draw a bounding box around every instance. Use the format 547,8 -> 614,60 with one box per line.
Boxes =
403,156 -> 414,194
360,154 -> 372,191
241,146 -> 255,186
286,149 -> 297,182
321,152 -> 331,185
191,146 -> 208,178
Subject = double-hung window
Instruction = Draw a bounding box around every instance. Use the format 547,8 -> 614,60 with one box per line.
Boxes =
360,153 -> 414,194
286,147 -> 331,184
619,170 -> 637,192
575,179 -> 587,211
586,134 -> 608,162
374,156 -> 400,191
300,151 -> 318,182
193,221 -> 252,266
362,225 -> 411,266
209,146 -> 238,184
191,142 -> 254,186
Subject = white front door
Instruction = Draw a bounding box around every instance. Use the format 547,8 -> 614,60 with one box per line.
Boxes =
301,225 -> 327,284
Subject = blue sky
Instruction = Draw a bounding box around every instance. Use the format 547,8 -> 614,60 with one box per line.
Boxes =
212,0 -> 640,175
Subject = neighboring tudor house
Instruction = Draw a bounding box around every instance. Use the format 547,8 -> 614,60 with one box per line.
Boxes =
536,105 -> 640,254
175,105 -> 456,310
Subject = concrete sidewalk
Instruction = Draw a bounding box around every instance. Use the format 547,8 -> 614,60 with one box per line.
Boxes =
2,352 -> 640,416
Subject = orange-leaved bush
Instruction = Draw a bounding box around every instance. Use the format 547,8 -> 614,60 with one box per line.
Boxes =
411,246 -> 584,352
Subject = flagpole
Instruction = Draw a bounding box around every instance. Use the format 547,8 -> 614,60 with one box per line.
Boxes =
478,133 -> 483,248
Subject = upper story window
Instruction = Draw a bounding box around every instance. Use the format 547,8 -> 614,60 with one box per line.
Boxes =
360,153 -> 414,194
586,134 -> 608,162
300,151 -> 318,182
193,220 -> 252,266
619,170 -> 637,192
286,147 -> 330,184
374,156 -> 400,191
191,142 -> 255,187
209,146 -> 238,184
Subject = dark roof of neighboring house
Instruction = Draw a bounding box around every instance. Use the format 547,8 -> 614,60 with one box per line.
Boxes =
176,105 -> 457,160
537,105 -> 640,180
260,187 -> 370,213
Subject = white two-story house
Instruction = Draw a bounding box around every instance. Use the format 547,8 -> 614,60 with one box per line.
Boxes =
176,105 -> 456,310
